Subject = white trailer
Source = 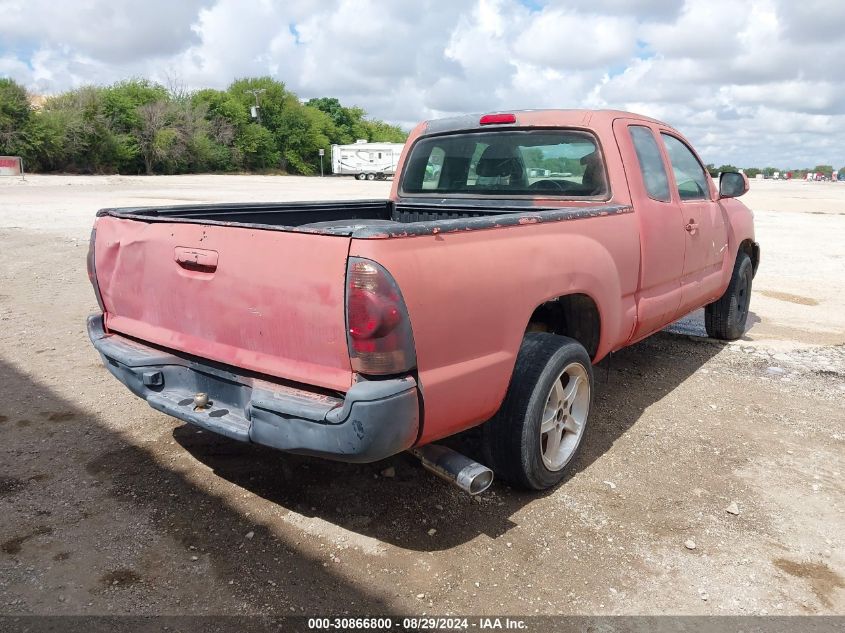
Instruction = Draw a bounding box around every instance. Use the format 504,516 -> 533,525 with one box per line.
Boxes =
331,140 -> 404,180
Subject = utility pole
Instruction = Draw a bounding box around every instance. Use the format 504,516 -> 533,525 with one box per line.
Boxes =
245,89 -> 266,124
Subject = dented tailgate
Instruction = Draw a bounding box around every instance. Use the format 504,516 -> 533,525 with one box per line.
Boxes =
93,217 -> 353,392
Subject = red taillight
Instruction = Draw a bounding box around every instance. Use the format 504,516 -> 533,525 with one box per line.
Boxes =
346,258 -> 416,375
479,113 -> 516,125
348,290 -> 400,339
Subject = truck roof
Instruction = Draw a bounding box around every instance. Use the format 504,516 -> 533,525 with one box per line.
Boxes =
421,109 -> 669,136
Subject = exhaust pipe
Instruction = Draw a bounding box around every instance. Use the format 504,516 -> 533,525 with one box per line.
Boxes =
410,444 -> 494,495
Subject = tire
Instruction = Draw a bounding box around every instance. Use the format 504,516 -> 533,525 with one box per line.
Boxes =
356,173 -> 367,181
705,252 -> 753,340
366,173 -> 376,181
482,333 -> 593,490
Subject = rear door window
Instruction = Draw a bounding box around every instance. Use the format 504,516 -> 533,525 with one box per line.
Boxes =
661,134 -> 710,201
629,125 -> 671,202
401,130 -> 608,197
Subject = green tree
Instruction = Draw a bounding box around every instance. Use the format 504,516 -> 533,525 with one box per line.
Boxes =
221,78 -> 340,173
236,123 -> 279,169
307,96 -> 406,145
103,79 -> 168,133
306,97 -> 364,144
359,118 -> 406,143
1,75 -> 407,175
40,87 -> 136,173
307,97 -> 355,130
0,78 -> 47,165
213,77 -> 291,170
191,88 -> 240,171
193,88 -> 249,128
277,102 -> 336,174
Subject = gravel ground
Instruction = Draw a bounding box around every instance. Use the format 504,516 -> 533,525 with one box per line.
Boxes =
0,175 -> 843,616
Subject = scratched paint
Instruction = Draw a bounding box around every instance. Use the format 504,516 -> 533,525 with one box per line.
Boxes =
94,216 -> 354,391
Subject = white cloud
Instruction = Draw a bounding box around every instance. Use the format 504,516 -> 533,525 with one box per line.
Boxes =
513,9 -> 637,69
0,0 -> 844,167
776,0 -> 845,43
166,0 -> 303,87
0,55 -> 31,82
727,81 -> 844,113
546,0 -> 684,19
0,0 -> 213,62
640,0 -> 748,60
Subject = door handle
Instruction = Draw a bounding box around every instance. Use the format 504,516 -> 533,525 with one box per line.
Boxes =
175,247 -> 218,273
685,220 -> 699,233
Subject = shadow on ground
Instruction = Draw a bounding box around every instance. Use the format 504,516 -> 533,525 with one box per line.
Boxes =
0,357 -> 393,613
1,325 -> 726,601
667,307 -> 762,341
173,329 -> 725,551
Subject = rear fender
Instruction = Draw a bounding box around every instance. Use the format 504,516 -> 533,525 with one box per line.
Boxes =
351,221 -> 637,444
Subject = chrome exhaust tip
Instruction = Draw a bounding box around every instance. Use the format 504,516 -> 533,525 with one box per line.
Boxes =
410,444 -> 494,495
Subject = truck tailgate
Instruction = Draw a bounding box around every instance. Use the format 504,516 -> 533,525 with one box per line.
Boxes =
93,217 -> 353,392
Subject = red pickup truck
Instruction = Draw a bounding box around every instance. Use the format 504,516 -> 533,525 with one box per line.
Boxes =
87,110 -> 759,493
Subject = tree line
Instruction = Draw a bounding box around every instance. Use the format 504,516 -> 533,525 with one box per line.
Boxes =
0,77 -> 406,175
705,163 -> 844,180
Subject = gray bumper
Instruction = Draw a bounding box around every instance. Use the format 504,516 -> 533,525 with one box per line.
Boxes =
87,314 -> 419,463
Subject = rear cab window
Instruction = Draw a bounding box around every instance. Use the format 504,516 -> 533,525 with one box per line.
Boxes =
660,133 -> 711,201
401,130 -> 609,198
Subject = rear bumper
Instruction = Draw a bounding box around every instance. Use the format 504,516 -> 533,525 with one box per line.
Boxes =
88,314 -> 419,463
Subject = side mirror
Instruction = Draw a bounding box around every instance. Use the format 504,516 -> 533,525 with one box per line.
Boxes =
719,171 -> 749,198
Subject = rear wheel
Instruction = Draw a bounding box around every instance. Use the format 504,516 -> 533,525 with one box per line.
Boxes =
366,173 -> 376,181
482,333 -> 593,490
705,252 -> 753,340
356,173 -> 367,181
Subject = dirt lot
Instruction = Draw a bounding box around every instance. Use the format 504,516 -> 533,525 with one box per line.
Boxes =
0,175 -> 843,616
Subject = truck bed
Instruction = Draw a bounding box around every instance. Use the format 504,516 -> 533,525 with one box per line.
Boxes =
97,198 -> 632,237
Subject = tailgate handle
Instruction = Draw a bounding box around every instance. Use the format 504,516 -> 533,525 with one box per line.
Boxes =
175,247 -> 218,273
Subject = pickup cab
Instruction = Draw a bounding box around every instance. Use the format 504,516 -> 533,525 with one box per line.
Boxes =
87,110 -> 759,491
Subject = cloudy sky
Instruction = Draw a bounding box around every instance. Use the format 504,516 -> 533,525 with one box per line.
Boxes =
1,0 -> 843,167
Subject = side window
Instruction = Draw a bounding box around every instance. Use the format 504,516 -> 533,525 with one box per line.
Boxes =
661,134 -> 709,201
629,126 -> 671,202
